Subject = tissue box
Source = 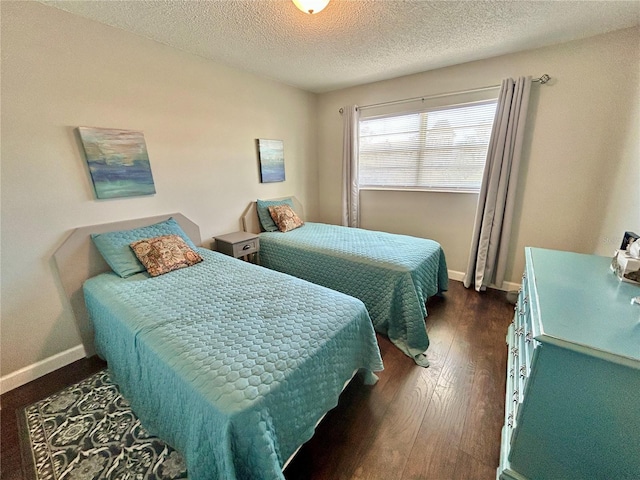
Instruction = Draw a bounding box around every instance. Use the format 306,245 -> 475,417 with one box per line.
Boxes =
611,250 -> 640,285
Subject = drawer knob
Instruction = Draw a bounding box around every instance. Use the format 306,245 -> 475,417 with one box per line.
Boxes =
242,244 -> 252,250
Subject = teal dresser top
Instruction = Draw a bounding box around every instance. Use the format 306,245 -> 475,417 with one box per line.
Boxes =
526,247 -> 640,366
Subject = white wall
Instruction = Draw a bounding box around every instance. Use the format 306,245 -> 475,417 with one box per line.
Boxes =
317,27 -> 640,285
595,77 -> 640,256
0,2 -> 318,384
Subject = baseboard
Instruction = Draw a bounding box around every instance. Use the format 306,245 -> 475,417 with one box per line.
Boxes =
447,269 -> 466,282
0,344 -> 87,395
501,280 -> 522,292
448,270 -> 521,292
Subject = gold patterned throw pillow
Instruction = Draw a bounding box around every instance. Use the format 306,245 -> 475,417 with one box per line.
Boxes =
268,204 -> 304,233
130,234 -> 202,277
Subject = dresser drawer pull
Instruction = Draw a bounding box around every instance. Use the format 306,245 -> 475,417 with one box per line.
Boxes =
242,244 -> 252,250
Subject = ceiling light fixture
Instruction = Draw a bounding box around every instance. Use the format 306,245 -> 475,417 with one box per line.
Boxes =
292,0 -> 330,14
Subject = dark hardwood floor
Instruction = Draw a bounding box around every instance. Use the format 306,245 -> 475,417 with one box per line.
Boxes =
1,280 -> 513,480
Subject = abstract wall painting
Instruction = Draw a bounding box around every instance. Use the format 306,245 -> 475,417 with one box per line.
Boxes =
257,139 -> 285,183
78,127 -> 156,199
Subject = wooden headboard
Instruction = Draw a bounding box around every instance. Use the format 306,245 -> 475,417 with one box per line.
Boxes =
52,213 -> 201,357
241,196 -> 305,234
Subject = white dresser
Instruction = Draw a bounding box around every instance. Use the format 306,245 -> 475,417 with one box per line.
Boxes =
498,248 -> 640,479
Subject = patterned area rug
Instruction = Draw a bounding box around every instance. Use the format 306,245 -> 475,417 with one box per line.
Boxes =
20,369 -> 188,480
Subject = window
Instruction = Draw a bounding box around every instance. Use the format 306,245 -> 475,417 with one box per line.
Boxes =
358,100 -> 498,192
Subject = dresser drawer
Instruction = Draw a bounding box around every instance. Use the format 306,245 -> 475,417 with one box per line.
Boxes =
522,252 -> 542,341
517,327 -> 537,405
517,273 -> 538,367
514,297 -> 526,335
505,324 -> 518,431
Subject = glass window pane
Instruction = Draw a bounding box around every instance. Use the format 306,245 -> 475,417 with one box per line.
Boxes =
358,100 -> 497,192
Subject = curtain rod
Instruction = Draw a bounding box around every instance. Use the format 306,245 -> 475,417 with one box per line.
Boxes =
339,74 -> 551,114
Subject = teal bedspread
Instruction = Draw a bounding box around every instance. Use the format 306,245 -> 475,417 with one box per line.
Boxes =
259,223 -> 449,366
83,249 -> 383,480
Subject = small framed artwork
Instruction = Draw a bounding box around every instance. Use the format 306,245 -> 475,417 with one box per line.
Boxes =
621,231 -> 640,251
256,139 -> 285,183
78,127 -> 156,199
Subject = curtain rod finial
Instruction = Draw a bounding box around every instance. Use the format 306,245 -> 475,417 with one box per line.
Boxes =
537,74 -> 551,84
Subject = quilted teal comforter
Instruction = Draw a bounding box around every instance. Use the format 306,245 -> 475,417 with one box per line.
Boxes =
83,249 -> 383,480
259,223 -> 449,366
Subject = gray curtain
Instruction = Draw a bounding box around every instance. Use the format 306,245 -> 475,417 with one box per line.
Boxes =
341,105 -> 360,227
464,77 -> 532,291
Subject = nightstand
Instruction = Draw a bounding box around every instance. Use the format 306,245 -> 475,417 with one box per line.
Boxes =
214,231 -> 259,263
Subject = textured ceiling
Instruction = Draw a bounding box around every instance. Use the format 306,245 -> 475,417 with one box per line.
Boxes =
43,0 -> 640,93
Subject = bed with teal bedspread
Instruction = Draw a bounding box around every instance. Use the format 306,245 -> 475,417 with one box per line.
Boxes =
259,223 -> 449,366
83,248 -> 383,480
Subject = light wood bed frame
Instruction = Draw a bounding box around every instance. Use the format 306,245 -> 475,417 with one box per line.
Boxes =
240,196 -> 305,233
52,213 -> 201,357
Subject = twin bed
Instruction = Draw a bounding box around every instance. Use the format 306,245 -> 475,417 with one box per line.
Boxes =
55,214 -> 383,480
55,201 -> 448,479
242,197 -> 449,367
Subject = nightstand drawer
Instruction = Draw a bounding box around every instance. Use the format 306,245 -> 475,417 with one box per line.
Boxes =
231,238 -> 259,257
214,231 -> 260,262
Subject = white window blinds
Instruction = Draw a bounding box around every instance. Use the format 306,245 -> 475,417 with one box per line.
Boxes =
358,100 -> 498,192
